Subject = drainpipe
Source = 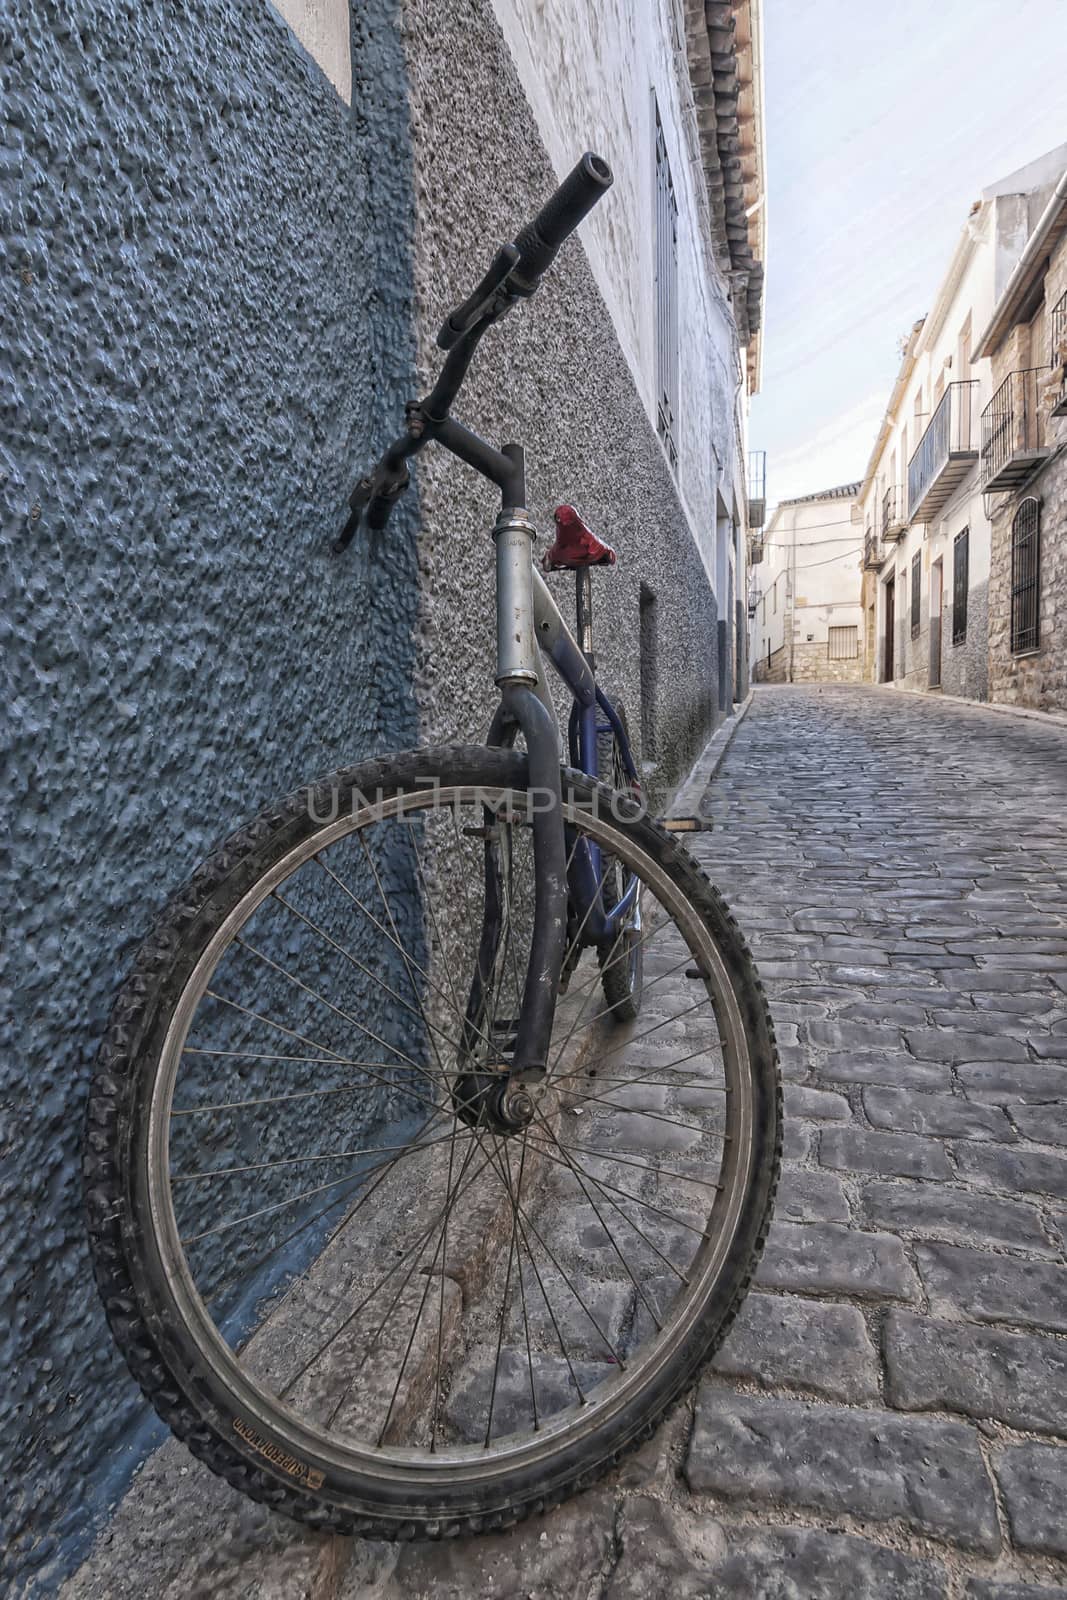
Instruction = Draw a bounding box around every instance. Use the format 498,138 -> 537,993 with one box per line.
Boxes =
787,513 -> 796,683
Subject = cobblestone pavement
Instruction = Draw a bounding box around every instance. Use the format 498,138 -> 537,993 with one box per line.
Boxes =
62,684 -> 1067,1599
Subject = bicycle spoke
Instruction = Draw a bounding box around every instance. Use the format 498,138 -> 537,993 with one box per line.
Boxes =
205,1106 -> 446,1309
152,772 -> 766,1475
172,1127 -> 462,1183
544,1135 -> 725,1190
231,934 -> 442,1092
527,1105 -> 687,1298
173,1079 -> 418,1118
315,851 -> 492,1055
523,1130 -> 709,1237
180,1120 -> 450,1245
429,1112 -> 461,1451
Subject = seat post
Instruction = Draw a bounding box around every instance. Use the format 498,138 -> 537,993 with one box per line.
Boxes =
575,567 -> 595,665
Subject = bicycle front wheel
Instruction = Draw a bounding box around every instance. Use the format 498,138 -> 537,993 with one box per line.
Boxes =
85,745 -> 780,1538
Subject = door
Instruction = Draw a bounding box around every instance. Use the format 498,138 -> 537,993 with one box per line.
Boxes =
883,577 -> 895,682
929,558 -> 943,688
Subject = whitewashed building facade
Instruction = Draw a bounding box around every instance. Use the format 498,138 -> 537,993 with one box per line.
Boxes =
855,146 -> 1067,700
751,484 -> 864,683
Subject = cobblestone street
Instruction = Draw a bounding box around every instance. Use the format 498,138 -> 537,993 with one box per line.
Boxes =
62,685 -> 1067,1599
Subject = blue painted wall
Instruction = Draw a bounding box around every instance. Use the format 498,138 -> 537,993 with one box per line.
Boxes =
0,3 -> 419,1588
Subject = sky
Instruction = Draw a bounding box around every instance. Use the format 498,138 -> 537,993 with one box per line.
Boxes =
751,0 -> 1067,510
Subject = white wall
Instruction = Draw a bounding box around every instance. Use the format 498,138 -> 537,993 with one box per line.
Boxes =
271,0 -> 351,102
858,202 -> 1001,663
491,0 -> 744,590
752,493 -> 862,672
858,150 -> 1067,674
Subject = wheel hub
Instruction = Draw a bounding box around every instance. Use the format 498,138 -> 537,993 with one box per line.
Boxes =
452,1068 -> 536,1134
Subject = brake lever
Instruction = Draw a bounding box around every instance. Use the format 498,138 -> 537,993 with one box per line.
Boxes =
332,473 -> 374,553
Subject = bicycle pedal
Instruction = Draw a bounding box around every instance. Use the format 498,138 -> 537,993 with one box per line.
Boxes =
660,816 -> 712,832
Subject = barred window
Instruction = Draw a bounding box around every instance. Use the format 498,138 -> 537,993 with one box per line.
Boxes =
1011,498 -> 1041,654
653,101 -> 679,471
828,625 -> 858,661
952,527 -> 969,644
911,551 -> 922,638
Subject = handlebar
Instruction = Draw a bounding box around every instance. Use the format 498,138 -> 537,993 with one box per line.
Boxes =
510,151 -> 613,288
335,151 -> 613,549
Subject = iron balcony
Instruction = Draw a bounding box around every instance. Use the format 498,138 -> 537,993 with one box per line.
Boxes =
863,529 -> 885,569
980,368 -> 1054,492
881,485 -> 907,542
1050,288 -> 1067,418
907,380 -> 979,524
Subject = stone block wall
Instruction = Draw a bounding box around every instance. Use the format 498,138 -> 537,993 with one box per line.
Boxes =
790,641 -> 864,684
754,643 -> 788,683
987,235 -> 1067,712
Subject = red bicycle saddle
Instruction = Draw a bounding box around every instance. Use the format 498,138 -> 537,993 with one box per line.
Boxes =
542,504 -> 617,570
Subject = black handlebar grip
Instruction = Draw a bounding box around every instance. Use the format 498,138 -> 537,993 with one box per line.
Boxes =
513,152 -> 613,284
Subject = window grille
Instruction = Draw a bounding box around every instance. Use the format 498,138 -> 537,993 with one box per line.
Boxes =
654,102 -> 679,470
1011,498 -> 1041,654
828,625 -> 858,661
911,551 -> 922,638
952,527 -> 969,644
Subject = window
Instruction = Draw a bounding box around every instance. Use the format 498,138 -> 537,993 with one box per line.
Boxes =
653,101 -> 679,470
952,527 -> 969,644
772,582 -> 777,614
639,584 -> 659,756
911,551 -> 922,638
957,313 -> 972,376
1011,498 -> 1041,654
828,625 -> 858,661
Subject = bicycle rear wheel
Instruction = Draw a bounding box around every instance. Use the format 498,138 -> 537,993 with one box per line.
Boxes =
85,745 -> 780,1538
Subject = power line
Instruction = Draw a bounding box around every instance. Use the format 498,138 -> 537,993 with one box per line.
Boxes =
792,546 -> 863,569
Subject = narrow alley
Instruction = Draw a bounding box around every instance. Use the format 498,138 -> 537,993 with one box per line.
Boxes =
63,685 -> 1067,1598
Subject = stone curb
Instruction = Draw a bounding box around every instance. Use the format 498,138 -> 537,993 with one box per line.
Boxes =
868,682 -> 1067,731
668,692 -> 754,819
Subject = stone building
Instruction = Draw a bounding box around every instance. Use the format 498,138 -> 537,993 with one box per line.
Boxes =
972,165 -> 1067,711
853,145 -> 1067,702
1,0 -> 765,1588
751,483 -> 864,683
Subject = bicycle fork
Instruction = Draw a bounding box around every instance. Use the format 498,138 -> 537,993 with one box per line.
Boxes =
493,501 -> 569,1102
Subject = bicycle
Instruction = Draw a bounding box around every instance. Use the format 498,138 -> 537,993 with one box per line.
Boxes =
84,152 -> 781,1540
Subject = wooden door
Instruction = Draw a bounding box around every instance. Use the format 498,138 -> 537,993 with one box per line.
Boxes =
883,577 -> 895,681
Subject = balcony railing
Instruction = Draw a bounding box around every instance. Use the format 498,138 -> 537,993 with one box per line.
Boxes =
863,529 -> 884,569
748,534 -> 764,565
980,368 -> 1054,492
907,380 -> 979,523
748,450 -> 766,529
881,485 -> 906,541
1052,289 -> 1067,418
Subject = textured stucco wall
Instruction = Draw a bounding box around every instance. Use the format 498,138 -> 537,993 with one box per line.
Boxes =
397,0 -> 721,794
941,579 -> 990,701
489,0 -> 741,584
3,1 -> 732,1591
0,3 -> 419,1590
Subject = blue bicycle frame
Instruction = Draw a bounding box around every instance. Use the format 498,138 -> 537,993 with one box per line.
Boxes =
526,564 -> 641,946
